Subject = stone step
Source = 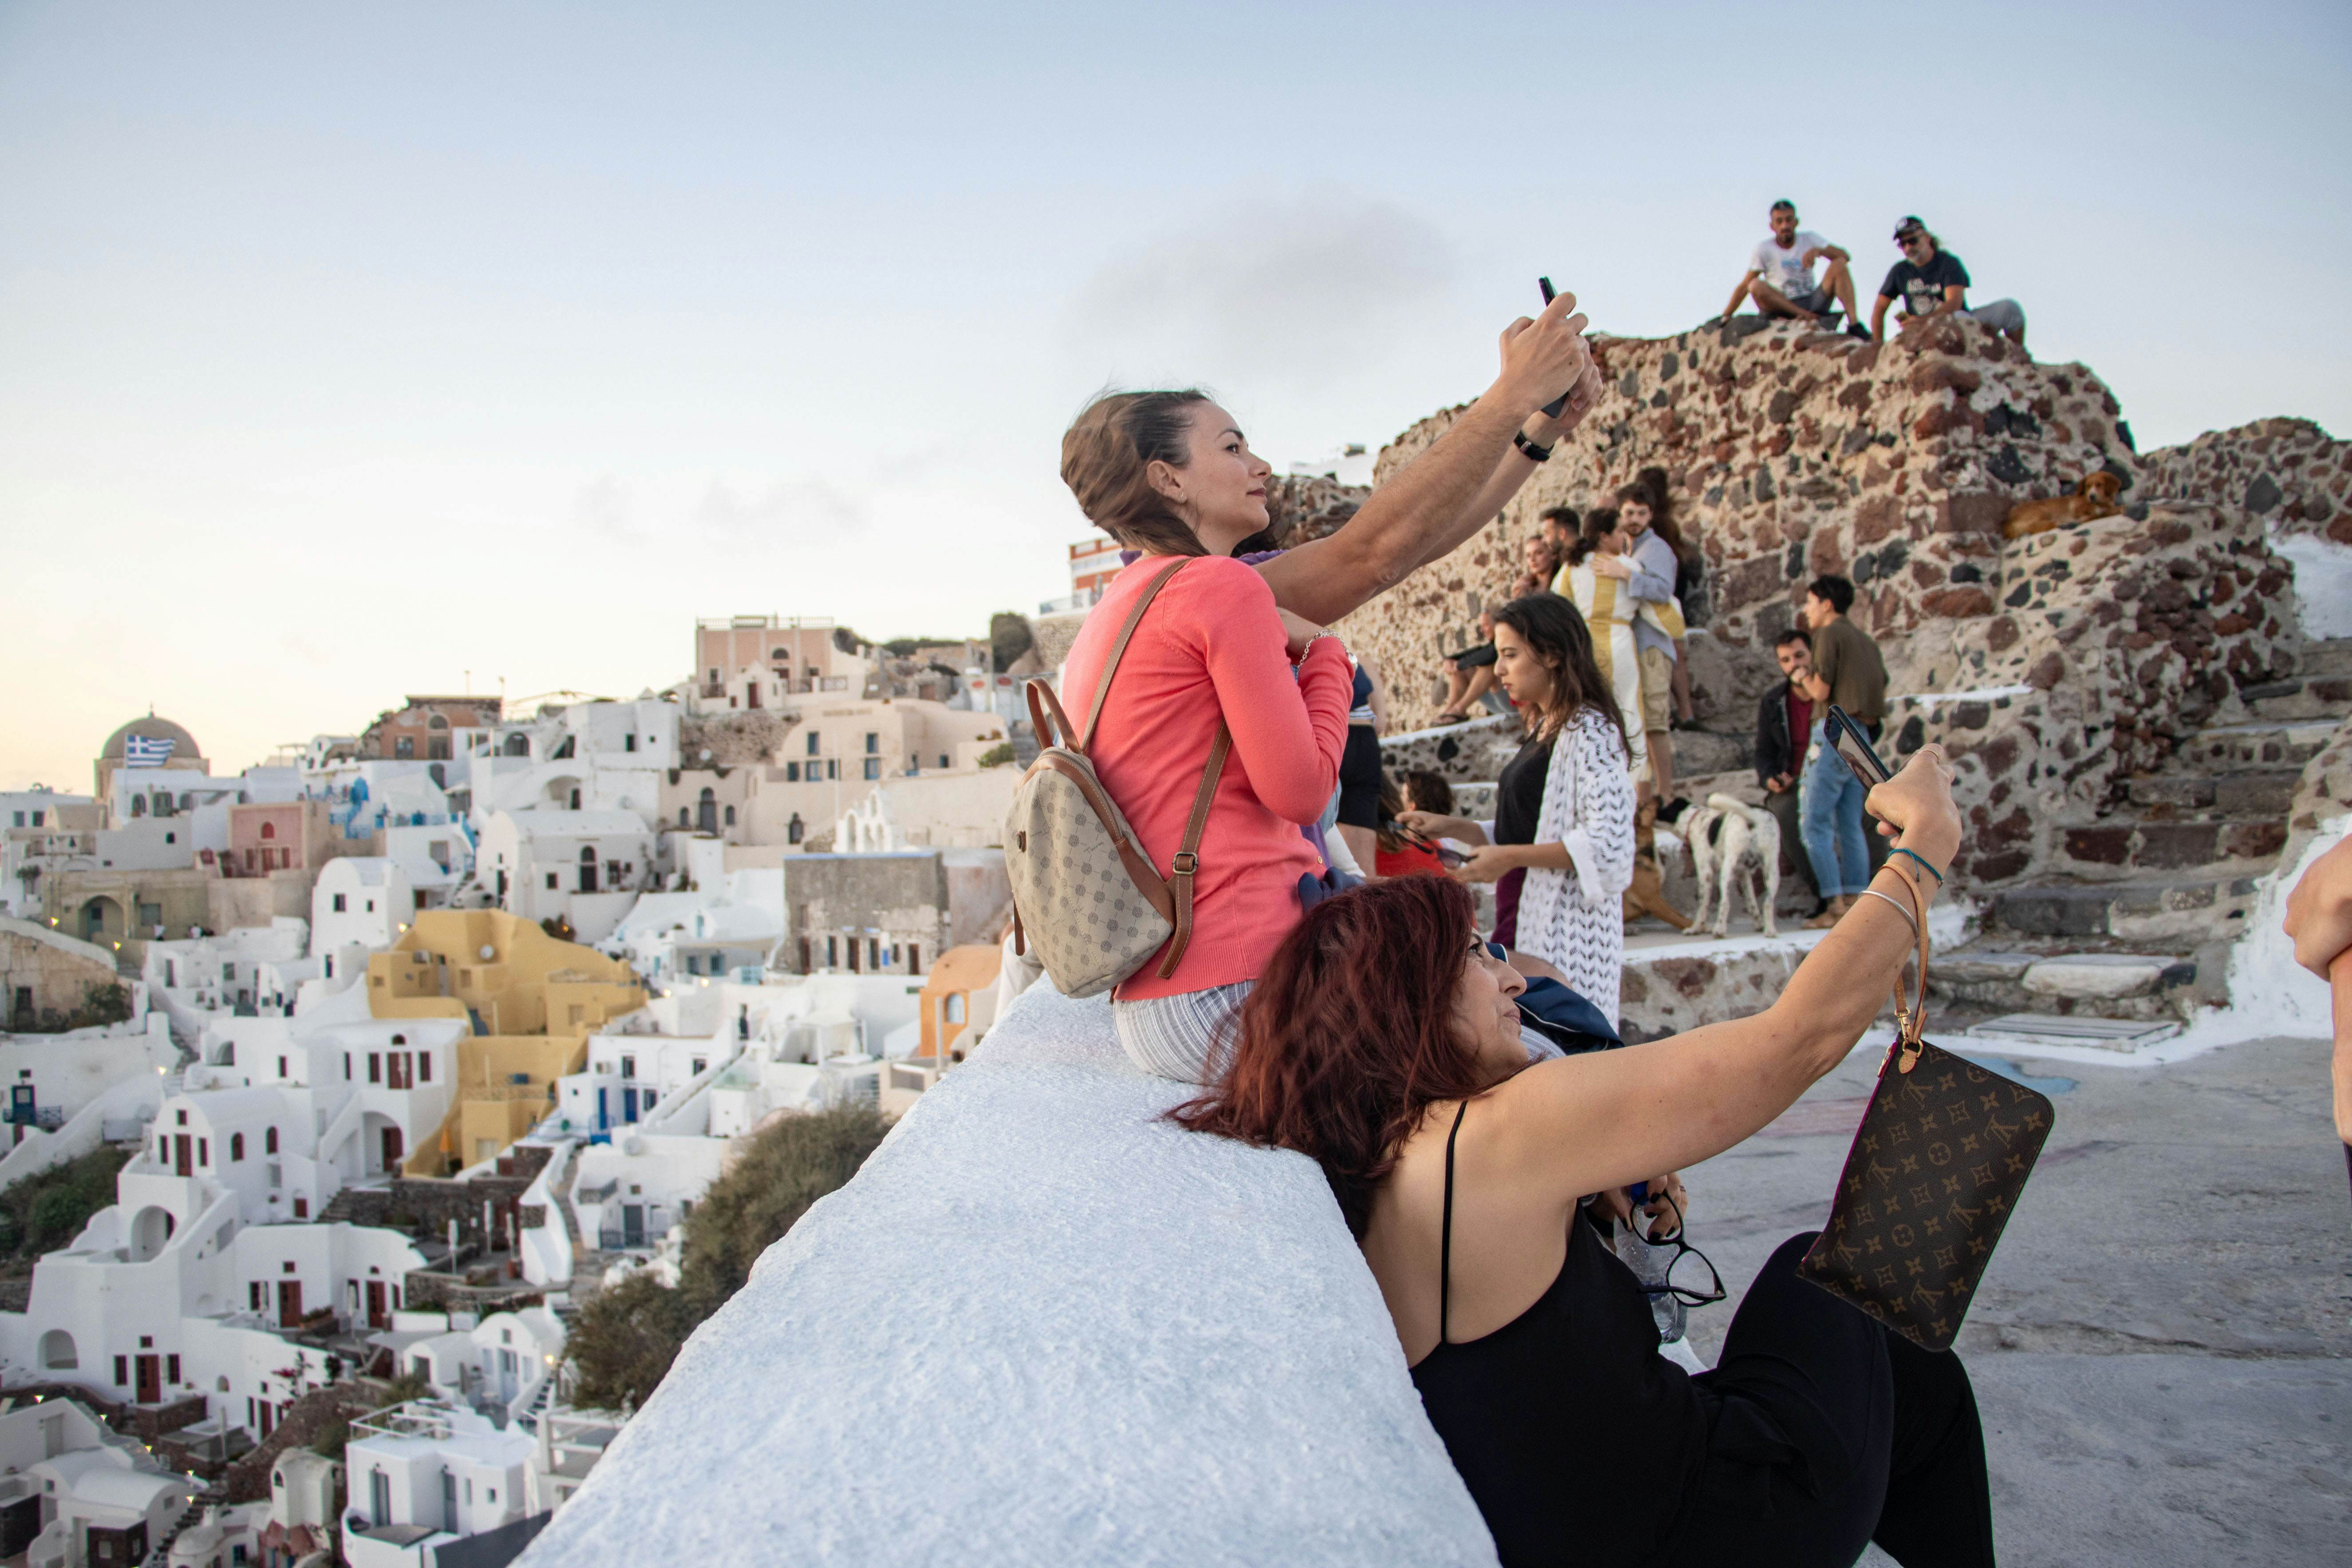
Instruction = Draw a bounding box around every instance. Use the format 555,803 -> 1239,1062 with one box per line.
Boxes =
2296,638 -> 2352,680
2122,772 -> 2301,817
2050,816 -> 2288,880
2169,719 -> 2337,773
1984,873 -> 2260,944
2238,675 -> 2352,723
1931,948 -> 2202,1023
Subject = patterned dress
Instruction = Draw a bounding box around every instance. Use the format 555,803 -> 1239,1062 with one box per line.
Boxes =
1514,708 -> 1639,1025
1561,560 -> 1648,783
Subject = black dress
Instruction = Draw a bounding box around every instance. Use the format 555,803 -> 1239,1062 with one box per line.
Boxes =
1408,1103 -> 1997,1568
1488,731 -> 1550,947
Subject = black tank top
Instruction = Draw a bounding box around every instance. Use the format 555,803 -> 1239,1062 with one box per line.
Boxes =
1409,1104 -> 1710,1567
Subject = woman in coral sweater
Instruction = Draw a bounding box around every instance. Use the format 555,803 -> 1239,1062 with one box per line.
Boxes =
1058,392 -> 1356,1082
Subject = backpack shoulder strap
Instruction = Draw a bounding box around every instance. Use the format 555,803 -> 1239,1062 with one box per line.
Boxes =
1079,557 -> 1191,754
1153,720 -> 1230,979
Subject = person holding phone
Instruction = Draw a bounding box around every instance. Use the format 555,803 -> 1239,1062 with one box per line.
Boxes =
1796,575 -> 1890,927
1397,595 -> 1637,1025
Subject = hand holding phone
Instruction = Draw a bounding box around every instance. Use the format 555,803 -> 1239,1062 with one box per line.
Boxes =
1538,277 -> 1571,418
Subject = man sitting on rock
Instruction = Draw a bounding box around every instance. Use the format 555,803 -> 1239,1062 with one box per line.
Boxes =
1755,628 -> 1826,917
1721,200 -> 1865,336
1870,215 -> 2027,348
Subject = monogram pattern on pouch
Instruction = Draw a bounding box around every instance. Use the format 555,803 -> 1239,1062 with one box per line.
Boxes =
1797,1041 -> 2055,1352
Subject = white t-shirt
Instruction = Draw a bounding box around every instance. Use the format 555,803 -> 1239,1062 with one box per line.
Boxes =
1749,231 -> 1831,301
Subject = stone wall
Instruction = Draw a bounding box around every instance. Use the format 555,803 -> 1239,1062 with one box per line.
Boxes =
1339,315 -> 2314,889
2139,418 -> 2352,542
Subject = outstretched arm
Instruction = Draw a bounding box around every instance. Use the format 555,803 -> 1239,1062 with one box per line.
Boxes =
1489,747 -> 1961,1199
1257,290 -> 1598,626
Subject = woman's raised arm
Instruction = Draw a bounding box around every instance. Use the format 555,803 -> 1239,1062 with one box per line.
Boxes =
1257,293 -> 1599,626
1486,747 -> 1961,1200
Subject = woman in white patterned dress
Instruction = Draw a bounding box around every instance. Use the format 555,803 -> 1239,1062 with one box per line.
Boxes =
1397,595 -> 1639,1023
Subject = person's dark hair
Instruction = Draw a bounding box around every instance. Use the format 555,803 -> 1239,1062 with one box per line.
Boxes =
1774,627 -> 1813,651
1807,575 -> 1855,615
1060,390 -> 1214,557
1632,465 -> 1692,564
1770,199 -> 1796,215
1494,593 -> 1630,757
1539,505 -> 1580,536
1171,876 -> 1492,1237
1401,769 -> 1455,816
1565,506 -> 1621,568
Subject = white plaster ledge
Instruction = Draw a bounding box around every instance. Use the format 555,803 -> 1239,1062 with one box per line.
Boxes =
516,983 -> 1496,1568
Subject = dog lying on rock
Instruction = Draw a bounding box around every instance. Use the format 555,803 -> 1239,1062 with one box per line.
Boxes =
1656,794 -> 1781,939
2003,471 -> 2123,540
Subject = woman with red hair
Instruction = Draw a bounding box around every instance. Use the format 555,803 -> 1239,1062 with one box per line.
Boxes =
1178,745 -> 1993,1568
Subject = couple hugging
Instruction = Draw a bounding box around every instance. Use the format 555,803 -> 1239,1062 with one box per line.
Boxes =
1040,288 -> 1996,1568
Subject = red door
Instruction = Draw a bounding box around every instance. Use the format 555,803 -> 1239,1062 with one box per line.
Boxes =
134,1355 -> 161,1405
365,1280 -> 387,1330
387,1053 -> 411,1090
380,1126 -> 404,1173
173,1135 -> 192,1177
276,1280 -> 303,1328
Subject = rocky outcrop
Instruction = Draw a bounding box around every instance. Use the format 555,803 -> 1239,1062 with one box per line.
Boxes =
2139,417 -> 2352,541
1341,314 -> 2324,890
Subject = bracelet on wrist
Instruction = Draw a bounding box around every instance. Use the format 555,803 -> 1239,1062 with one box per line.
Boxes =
1889,845 -> 1946,884
1513,429 -> 1553,463
1297,632 -> 1344,663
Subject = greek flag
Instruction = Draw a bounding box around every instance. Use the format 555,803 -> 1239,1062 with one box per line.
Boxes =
123,735 -> 177,768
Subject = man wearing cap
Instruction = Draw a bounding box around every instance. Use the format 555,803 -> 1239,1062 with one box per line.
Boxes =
1722,199 -> 1867,337
1870,216 -> 2027,347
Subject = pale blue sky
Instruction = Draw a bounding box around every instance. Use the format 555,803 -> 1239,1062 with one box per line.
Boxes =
4,0 -> 2346,786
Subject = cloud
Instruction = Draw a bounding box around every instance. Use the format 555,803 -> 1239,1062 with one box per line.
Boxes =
1066,190 -> 1455,386
575,474 -> 636,539
692,476 -> 868,538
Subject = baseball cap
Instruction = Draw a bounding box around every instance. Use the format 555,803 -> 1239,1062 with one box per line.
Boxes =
1892,216 -> 1928,241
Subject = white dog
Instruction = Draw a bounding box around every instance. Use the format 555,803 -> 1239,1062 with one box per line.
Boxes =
1663,793 -> 1782,939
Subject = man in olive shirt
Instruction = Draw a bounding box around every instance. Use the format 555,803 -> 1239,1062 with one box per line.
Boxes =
1795,575 -> 1889,926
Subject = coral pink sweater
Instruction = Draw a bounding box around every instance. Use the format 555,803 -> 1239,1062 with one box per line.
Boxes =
1058,554 -> 1351,1000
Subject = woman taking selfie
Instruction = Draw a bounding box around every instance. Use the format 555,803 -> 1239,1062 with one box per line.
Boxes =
1397,595 -> 1636,1024
1179,745 -> 1993,1568
1052,293 -> 1606,1083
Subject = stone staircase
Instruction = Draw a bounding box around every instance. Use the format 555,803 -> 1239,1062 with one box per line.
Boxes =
1933,638 -> 2352,1038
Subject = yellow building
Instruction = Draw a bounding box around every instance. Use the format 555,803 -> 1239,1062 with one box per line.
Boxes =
367,909 -> 645,1174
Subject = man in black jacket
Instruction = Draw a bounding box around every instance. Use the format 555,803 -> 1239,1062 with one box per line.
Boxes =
1755,628 -> 1823,912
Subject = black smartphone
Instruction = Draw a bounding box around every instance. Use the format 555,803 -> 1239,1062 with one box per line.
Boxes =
1826,704 -> 1892,790
1537,277 -> 1571,419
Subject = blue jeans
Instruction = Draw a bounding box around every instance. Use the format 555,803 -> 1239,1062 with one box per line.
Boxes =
1800,720 -> 1871,898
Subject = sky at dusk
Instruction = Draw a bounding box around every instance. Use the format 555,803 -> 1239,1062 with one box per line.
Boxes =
3,0 -> 2347,788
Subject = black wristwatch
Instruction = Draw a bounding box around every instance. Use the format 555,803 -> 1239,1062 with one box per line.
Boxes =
1513,429 -> 1553,463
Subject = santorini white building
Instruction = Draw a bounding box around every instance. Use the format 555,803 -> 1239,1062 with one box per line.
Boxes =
311,859 -> 414,958
477,811 -> 655,945
2,1397 -> 199,1568
342,1400 -> 537,1568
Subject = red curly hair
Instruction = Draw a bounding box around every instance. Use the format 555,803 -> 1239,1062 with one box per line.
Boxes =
1172,877 -> 1492,1236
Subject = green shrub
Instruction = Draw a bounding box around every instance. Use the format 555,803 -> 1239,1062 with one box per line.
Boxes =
3,1145 -> 130,1260
565,1270 -> 702,1412
976,741 -> 1015,769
